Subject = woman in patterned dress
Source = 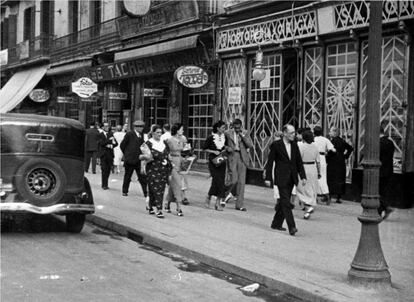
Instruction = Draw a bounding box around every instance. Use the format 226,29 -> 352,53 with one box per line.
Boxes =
142,125 -> 172,218
203,121 -> 228,210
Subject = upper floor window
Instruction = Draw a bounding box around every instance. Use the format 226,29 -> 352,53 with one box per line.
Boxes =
90,0 -> 102,26
23,6 -> 35,41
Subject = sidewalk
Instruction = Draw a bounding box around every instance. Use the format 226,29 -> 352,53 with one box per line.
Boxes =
85,171 -> 414,302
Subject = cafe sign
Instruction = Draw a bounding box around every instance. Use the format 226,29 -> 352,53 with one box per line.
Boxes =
175,66 -> 208,89
29,89 -> 50,103
143,88 -> 164,98
71,77 -> 98,98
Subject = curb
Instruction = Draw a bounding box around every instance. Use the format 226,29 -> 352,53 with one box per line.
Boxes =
86,214 -> 335,302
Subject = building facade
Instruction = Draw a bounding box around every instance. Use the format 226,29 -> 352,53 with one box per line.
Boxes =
214,0 -> 414,207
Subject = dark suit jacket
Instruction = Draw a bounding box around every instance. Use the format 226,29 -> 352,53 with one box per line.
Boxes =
120,130 -> 145,166
85,127 -> 100,151
265,139 -> 306,187
98,131 -> 117,160
380,135 -> 395,178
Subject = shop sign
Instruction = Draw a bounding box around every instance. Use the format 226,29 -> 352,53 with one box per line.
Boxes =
333,0 -> 414,31
175,66 -> 208,89
109,92 -> 128,100
71,77 -> 98,98
217,11 -> 317,52
117,1 -> 197,40
87,49 -> 205,82
228,87 -> 242,105
57,96 -> 76,103
29,89 -> 50,103
143,88 -> 164,97
122,0 -> 151,17
80,95 -> 100,102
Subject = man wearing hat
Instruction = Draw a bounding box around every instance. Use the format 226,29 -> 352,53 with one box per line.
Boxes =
120,120 -> 148,199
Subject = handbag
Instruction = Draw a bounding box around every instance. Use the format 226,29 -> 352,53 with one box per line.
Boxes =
212,152 -> 227,167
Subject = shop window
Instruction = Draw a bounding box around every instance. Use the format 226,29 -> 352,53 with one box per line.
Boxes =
187,92 -> 214,163
359,35 -> 408,173
248,53 -> 282,170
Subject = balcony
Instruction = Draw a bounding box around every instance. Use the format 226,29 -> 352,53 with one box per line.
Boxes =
5,34 -> 51,69
51,18 -> 121,63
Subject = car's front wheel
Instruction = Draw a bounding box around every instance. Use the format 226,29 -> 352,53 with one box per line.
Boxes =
66,213 -> 85,233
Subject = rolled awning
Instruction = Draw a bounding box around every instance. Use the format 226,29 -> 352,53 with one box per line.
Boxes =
0,65 -> 49,113
47,60 -> 92,76
114,35 -> 199,62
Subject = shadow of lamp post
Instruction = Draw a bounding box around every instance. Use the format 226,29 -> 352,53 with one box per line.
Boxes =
348,0 -> 391,285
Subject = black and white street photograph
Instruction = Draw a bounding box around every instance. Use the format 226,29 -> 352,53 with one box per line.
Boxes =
1,1 -> 414,301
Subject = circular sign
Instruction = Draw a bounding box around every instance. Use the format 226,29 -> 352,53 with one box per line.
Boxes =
29,89 -> 50,103
122,0 -> 151,17
71,77 -> 98,98
175,66 -> 209,89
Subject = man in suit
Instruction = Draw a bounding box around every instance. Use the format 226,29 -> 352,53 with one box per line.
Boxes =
379,126 -> 395,220
264,124 -> 306,236
85,122 -> 100,174
120,120 -> 148,199
224,118 -> 254,211
98,122 -> 117,190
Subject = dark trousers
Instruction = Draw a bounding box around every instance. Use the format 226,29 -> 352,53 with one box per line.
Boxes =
85,151 -> 97,173
100,156 -> 112,188
122,164 -> 148,197
378,176 -> 391,214
271,179 -> 296,231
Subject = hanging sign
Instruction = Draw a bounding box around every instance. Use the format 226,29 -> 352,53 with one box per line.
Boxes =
71,77 -> 98,98
175,66 -> 208,89
228,87 -> 242,105
143,88 -> 164,97
29,89 -> 50,103
109,92 -> 128,100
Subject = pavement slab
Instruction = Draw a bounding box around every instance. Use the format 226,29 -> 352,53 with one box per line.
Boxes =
85,171 -> 414,302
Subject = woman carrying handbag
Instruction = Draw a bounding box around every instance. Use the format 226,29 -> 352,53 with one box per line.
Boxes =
203,121 -> 229,210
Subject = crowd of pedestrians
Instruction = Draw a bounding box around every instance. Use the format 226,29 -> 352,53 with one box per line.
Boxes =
84,119 -> 395,235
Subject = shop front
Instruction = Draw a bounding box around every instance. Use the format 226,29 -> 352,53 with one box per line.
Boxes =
216,0 -> 414,206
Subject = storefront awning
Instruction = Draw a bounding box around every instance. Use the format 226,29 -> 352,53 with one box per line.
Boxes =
47,60 -> 92,76
114,35 -> 199,62
0,65 -> 49,113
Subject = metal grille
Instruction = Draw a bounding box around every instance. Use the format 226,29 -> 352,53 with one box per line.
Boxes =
326,42 -> 357,180
282,54 -> 298,127
188,92 -> 214,163
222,58 -> 246,124
248,53 -> 282,169
303,47 -> 323,128
359,35 -> 408,173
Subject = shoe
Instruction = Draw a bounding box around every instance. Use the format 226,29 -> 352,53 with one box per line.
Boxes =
382,208 -> 394,220
303,212 -> 311,220
146,207 -> 155,215
102,186 -> 109,190
122,193 -> 128,196
271,226 -> 286,231
219,198 -> 226,207
214,204 -> 223,211
235,207 -> 247,211
306,206 -> 314,214
181,198 -> 189,205
224,192 -> 233,203
156,211 -> 164,218
289,227 -> 298,236
164,204 -> 171,213
177,209 -> 183,217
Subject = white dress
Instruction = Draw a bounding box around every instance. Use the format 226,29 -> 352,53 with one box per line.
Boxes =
113,131 -> 126,166
296,143 -> 321,206
314,136 -> 335,195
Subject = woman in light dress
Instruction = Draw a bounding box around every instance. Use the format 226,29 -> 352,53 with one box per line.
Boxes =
296,130 -> 321,219
113,125 -> 126,174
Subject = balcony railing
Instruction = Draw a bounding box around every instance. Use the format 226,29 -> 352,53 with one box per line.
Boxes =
51,18 -> 120,62
6,34 -> 52,67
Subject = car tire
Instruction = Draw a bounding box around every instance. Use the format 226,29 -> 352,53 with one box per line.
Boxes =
15,158 -> 67,207
66,213 -> 85,233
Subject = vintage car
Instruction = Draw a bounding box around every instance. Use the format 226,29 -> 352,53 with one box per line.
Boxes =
0,113 -> 94,232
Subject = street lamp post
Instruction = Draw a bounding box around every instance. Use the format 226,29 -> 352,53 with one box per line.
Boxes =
348,1 -> 391,285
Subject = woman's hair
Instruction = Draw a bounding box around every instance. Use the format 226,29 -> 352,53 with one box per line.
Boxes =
212,120 -> 226,133
151,124 -> 162,133
313,126 -> 323,136
116,125 -> 122,131
171,123 -> 183,135
302,129 -> 314,144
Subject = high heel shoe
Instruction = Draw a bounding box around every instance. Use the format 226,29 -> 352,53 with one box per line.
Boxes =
164,203 -> 171,213
177,209 -> 183,217
214,199 -> 223,211
146,206 -> 155,215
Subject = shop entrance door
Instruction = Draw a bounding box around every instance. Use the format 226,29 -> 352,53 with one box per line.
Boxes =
144,97 -> 168,127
